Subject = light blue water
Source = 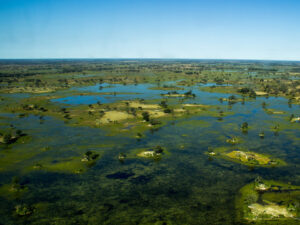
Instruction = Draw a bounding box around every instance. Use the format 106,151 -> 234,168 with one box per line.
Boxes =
52,83 -> 236,105
52,83 -> 172,105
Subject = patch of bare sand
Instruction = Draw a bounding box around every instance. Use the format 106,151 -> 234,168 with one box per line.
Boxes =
148,110 -> 166,118
97,111 -> 134,124
248,202 -> 294,219
183,104 -> 208,107
128,101 -> 160,109
255,91 -> 268,96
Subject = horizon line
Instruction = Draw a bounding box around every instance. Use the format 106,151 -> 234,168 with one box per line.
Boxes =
0,57 -> 300,62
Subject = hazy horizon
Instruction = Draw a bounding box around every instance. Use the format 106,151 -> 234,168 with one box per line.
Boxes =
0,58 -> 300,62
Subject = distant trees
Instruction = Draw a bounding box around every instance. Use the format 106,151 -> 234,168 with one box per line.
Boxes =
214,77 -> 224,85
160,100 -> 172,113
237,87 -> 256,98
184,90 -> 196,98
129,107 -> 137,117
160,100 -> 168,108
163,108 -> 172,113
238,87 -> 251,94
249,90 -> 256,98
228,95 -> 236,101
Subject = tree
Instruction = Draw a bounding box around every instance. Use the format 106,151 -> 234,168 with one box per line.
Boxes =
160,100 -> 168,108
184,90 -> 196,97
16,129 -> 23,137
249,90 -> 256,98
163,108 -> 172,113
241,122 -> 249,133
142,111 -> 150,122
228,95 -> 236,101
154,146 -> 164,154
238,87 -> 250,94
242,122 -> 248,129
3,133 -> 12,144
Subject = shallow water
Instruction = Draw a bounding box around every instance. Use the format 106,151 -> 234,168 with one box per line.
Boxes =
52,83 -> 164,105
52,82 -> 236,106
0,82 -> 300,225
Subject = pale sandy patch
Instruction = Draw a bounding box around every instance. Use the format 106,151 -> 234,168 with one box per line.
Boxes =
137,151 -> 157,158
291,117 -> 300,122
183,104 -> 208,107
148,110 -> 166,118
255,91 -> 268,96
161,94 -> 185,97
129,101 -> 160,109
272,111 -> 285,114
226,151 -> 270,164
97,111 -> 133,124
174,109 -> 186,112
5,87 -> 57,94
248,203 -> 294,219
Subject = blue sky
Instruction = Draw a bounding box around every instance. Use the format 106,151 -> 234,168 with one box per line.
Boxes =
0,0 -> 300,60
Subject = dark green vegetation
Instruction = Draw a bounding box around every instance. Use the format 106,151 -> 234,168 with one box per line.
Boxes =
0,59 -> 299,224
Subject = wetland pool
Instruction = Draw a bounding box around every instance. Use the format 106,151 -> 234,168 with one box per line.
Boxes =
0,82 -> 299,225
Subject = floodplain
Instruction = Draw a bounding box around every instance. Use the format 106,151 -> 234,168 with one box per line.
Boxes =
0,59 -> 299,224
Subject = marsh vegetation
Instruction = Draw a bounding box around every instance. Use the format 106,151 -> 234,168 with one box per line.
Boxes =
0,59 -> 299,224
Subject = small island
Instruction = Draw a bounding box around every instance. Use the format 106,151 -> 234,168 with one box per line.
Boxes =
237,178 -> 300,222
208,147 -> 286,167
135,146 -> 167,160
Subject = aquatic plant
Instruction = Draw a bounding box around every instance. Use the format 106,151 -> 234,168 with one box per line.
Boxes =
15,204 -> 33,216
118,153 -> 126,162
226,137 -> 240,144
82,151 -> 99,162
241,122 -> 249,133
259,131 -> 265,139
154,145 -> 164,154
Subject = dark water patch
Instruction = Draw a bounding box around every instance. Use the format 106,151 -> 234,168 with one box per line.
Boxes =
106,171 -> 135,179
